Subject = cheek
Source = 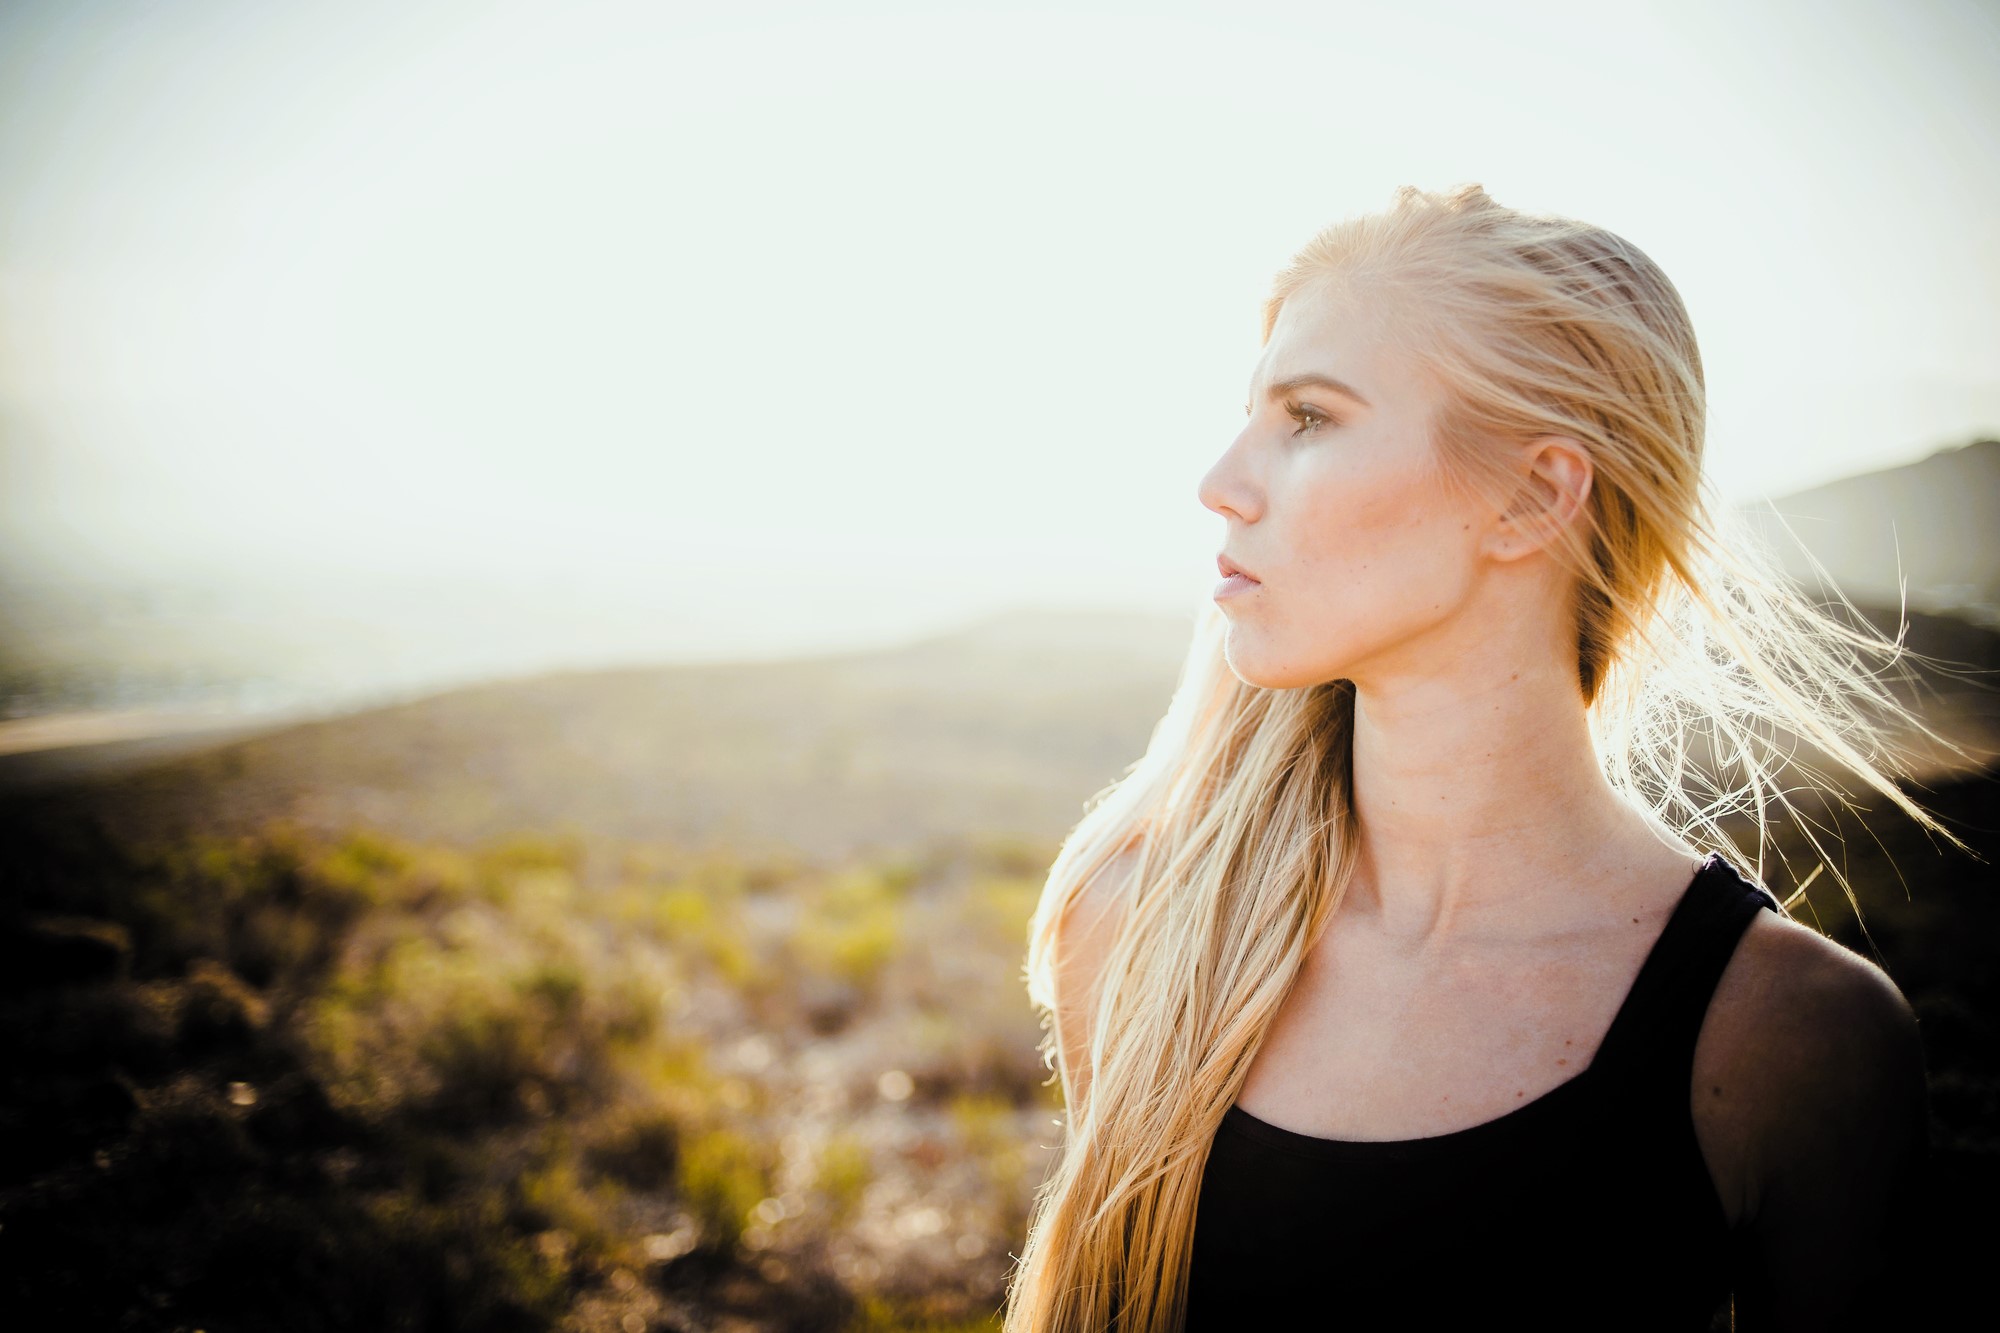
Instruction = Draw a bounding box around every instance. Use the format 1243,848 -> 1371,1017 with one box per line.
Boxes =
1220,436 -> 1480,687
1285,457 -> 1469,597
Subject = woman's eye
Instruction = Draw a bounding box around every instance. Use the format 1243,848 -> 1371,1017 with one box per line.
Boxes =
1287,404 -> 1332,435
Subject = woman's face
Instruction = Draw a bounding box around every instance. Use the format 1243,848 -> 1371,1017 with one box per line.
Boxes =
1197,278 -> 1499,692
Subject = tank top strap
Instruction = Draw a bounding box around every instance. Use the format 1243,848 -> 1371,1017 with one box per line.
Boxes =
1587,853 -> 1782,1095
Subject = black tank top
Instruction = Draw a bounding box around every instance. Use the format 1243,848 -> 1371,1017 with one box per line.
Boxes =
1183,852 -> 1780,1330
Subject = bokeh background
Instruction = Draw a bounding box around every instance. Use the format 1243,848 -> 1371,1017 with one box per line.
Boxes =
1,2 -> 1995,1330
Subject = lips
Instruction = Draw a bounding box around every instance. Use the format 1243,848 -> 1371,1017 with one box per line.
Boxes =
1217,554 -> 1260,582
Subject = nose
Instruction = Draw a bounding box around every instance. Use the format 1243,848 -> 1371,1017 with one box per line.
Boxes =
1198,427 -> 1260,523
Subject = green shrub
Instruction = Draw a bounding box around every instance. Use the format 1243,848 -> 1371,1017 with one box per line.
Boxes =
792,871 -> 904,988
653,885 -> 713,933
582,1104 -> 680,1191
814,1131 -> 873,1223
971,875 -> 1041,943
518,959 -> 586,1020
676,1126 -> 770,1252
844,1296 -> 1004,1333
513,1151 -> 621,1271
316,830 -> 413,900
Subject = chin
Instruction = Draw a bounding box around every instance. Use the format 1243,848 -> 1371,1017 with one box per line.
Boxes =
1221,624 -> 1348,691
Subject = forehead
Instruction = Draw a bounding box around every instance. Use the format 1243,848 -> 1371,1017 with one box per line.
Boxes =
1248,277 -> 1412,400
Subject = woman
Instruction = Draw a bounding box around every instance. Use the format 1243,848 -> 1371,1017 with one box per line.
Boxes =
1005,184 -> 1958,1331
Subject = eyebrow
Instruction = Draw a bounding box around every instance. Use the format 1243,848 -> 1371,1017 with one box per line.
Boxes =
1249,372 -> 1373,410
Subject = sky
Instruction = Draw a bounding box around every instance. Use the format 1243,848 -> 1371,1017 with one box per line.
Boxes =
1,0 -> 1996,707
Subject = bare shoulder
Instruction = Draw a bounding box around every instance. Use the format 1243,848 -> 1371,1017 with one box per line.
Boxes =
1053,835 -> 1144,994
1708,907 -> 1922,1067
1047,834 -> 1146,1103
1694,905 -> 1929,1223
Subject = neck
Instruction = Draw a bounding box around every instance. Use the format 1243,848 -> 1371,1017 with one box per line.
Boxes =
1343,650 -> 1678,945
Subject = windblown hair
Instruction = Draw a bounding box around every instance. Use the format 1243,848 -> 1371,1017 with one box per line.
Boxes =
1002,183 -> 1972,1333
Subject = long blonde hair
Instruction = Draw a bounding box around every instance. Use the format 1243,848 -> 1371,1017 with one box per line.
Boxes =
1003,183 -> 1972,1333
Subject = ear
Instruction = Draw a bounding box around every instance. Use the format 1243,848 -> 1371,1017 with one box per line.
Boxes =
1481,435 -> 1594,562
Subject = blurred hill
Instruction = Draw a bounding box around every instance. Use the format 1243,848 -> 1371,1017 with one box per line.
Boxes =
6,587 -> 1996,868
1,608 -> 1198,862
1739,436 -> 2000,628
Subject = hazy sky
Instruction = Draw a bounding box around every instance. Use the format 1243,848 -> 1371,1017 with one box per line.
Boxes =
2,0 -> 1996,692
